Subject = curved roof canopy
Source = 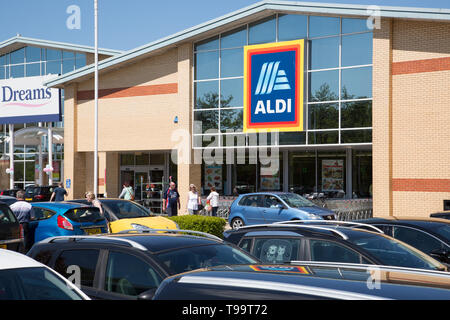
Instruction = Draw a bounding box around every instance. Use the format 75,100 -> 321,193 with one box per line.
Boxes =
4,127 -> 64,145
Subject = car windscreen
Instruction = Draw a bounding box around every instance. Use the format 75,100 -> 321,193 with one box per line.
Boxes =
426,223 -> 450,241
0,205 -> 17,224
154,244 -> 259,275
278,193 -> 315,208
63,207 -> 105,223
348,233 -> 445,271
102,200 -> 151,219
0,267 -> 83,300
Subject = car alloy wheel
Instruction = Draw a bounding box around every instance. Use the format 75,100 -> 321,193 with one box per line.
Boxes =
231,218 -> 244,229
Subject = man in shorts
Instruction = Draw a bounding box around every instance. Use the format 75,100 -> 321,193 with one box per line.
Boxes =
163,182 -> 180,217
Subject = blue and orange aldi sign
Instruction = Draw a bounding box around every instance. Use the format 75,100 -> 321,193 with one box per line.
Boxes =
243,39 -> 304,132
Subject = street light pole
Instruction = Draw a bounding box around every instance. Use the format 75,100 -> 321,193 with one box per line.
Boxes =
93,0 -> 99,196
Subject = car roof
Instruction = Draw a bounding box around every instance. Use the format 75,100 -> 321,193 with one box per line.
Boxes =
0,195 -> 16,199
358,216 -> 450,226
0,249 -> 43,270
31,201 -> 92,210
238,192 -> 291,196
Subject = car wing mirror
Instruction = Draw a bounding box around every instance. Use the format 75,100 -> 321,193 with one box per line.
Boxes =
276,204 -> 284,210
137,288 -> 157,300
429,249 -> 450,263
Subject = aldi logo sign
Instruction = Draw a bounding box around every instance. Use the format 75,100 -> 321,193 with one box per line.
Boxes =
244,40 -> 304,132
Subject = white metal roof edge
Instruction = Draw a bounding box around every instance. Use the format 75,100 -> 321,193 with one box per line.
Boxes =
0,35 -> 123,56
43,0 -> 450,88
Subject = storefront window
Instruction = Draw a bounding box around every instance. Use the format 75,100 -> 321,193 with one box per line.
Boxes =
120,154 -> 134,166
289,151 -> 316,195
195,81 -> 219,109
194,36 -> 219,51
220,109 -> 243,133
342,18 -> 371,33
220,48 -> 243,77
309,37 -> 339,70
220,78 -> 243,107
26,46 -> 41,62
249,16 -> 276,45
342,33 -> 373,67
194,110 -> 219,134
309,16 -> 340,38
308,131 -> 339,145
278,14 -> 307,41
135,153 -> 149,165
341,130 -> 372,144
195,51 -> 219,80
309,70 -> 339,102
341,67 -> 372,99
352,150 -> 372,197
341,100 -> 372,128
279,132 -> 306,145
308,103 -> 339,129
318,151 -> 346,196
221,26 -> 246,49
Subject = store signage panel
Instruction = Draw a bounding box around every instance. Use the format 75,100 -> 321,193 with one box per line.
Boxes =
0,75 -> 61,124
243,39 -> 304,132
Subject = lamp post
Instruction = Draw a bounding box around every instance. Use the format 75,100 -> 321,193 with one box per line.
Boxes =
93,0 -> 99,197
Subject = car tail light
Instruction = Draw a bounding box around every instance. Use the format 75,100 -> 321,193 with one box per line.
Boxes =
0,191 -> 3,195
57,215 -> 74,230
35,195 -> 45,200
19,224 -> 24,239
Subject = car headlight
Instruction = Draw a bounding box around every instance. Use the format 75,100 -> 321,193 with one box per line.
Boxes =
130,223 -> 152,230
306,213 -> 322,220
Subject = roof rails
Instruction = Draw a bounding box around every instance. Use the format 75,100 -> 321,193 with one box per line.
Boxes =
116,229 -> 223,242
275,220 -> 384,234
37,235 -> 148,251
289,261 -> 449,276
232,223 -> 349,240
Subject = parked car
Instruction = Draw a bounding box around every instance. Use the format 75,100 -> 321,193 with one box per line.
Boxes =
0,189 -> 19,197
153,262 -> 450,300
29,202 -> 109,245
0,195 -> 17,206
355,217 -> 450,265
27,229 -> 260,299
228,192 -> 336,229
24,185 -> 55,202
430,211 -> 450,220
0,248 -> 90,300
66,199 -> 178,233
0,202 -> 23,252
223,221 -> 447,271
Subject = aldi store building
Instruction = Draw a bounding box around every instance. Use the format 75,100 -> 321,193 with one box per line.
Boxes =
43,1 -> 450,217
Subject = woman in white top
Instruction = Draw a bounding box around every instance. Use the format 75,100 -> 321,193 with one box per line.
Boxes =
207,186 -> 219,217
187,184 -> 201,215
85,191 -> 103,214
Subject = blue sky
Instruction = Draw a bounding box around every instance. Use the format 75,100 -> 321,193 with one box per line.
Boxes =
0,0 -> 449,51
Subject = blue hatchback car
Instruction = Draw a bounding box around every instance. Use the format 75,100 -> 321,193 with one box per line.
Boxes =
228,192 -> 336,229
29,202 -> 108,244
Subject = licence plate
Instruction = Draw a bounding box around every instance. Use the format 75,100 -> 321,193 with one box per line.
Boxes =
0,244 -> 7,249
25,198 -> 33,201
84,228 -> 101,235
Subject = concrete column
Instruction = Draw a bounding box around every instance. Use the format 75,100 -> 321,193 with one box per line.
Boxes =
372,19 -> 393,217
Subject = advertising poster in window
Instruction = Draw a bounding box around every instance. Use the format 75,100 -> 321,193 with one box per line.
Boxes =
321,160 -> 344,191
204,165 -> 222,190
260,175 -> 280,191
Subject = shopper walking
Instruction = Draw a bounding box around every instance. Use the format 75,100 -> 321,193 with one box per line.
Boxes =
163,182 -> 180,217
85,191 -> 103,214
10,190 -> 35,252
187,184 -> 201,215
207,186 -> 220,217
118,181 -> 135,201
50,182 -> 68,202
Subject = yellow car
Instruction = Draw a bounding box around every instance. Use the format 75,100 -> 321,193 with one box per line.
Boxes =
67,198 -> 178,233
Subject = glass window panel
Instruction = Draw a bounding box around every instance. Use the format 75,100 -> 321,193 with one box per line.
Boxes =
222,133 -> 245,148
46,60 -> 61,75
309,36 -> 339,70
221,26 -> 247,49
278,14 -> 307,41
75,53 -> 86,69
46,49 -> 62,61
54,250 -> 99,288
309,16 -> 340,38
26,63 -> 40,77
149,153 -> 164,165
26,46 -> 41,63
195,36 -> 219,51
25,161 -> 35,181
221,78 -> 243,107
135,153 -> 149,165
62,59 -> 75,74
342,33 -> 372,67
194,110 -> 219,134
10,48 -> 25,65
309,70 -> 339,102
248,15 -> 276,45
0,66 -> 5,79
14,161 -> 24,181
279,132 -> 306,145
341,67 -> 372,99
308,131 -> 338,144
342,18 -> 371,33
0,55 -> 6,66
195,51 -> 219,80
341,100 -> 372,128
220,48 -> 243,78
220,108 -> 243,132
63,51 -> 75,59
195,81 -> 219,109
352,150 -> 372,198
10,64 -> 24,78
120,154 -> 134,166
308,103 -> 339,129
289,151 -> 316,194
194,134 -> 220,148
341,129 -> 372,143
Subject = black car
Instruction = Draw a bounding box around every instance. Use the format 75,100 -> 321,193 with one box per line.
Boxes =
430,212 -> 450,220
0,202 -> 23,252
223,221 -> 447,271
24,186 -> 55,202
355,217 -> 450,265
0,189 -> 19,197
27,230 -> 260,300
153,263 -> 450,300
0,195 -> 17,206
